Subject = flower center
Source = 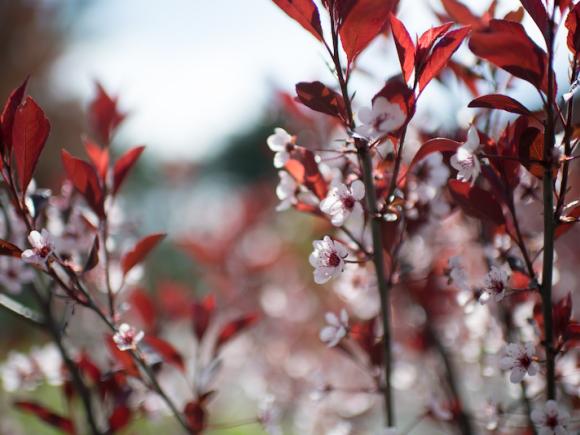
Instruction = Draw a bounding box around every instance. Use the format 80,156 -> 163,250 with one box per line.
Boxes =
490,279 -> 504,295
518,354 -> 531,369
39,246 -> 51,258
342,196 -> 355,210
459,155 -> 474,170
327,252 -> 341,267
546,415 -> 559,429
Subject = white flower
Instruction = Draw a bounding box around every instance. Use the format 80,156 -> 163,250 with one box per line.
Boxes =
531,400 -> 570,435
320,180 -> 365,226
356,97 -> 405,138
1,351 -> 37,392
499,342 -> 539,383
275,171 -> 297,211
113,323 -> 144,351
380,428 -> 400,435
450,125 -> 481,185
0,257 -> 35,294
21,229 -> 55,266
480,265 -> 510,304
446,255 -> 469,291
258,395 -> 283,435
563,77 -> 580,102
309,236 -> 349,284
428,396 -> 453,421
267,128 -> 294,168
319,309 -> 349,347
410,152 -> 450,204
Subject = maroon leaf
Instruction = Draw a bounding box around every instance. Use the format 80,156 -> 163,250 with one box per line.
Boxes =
0,239 -> 23,257
112,145 -> 145,195
295,81 -> 346,120
129,289 -> 157,331
408,138 -> 461,172
416,22 -> 453,64
108,405 -> 132,432
216,313 -> 259,350
184,401 -> 206,433
418,26 -> 471,92
338,0 -> 398,65
519,0 -> 548,39
271,0 -> 324,42
440,0 -> 481,27
469,19 -> 547,92
374,75 -> 415,119
0,78 -> 28,156
105,335 -> 140,377
468,94 -> 532,116
517,126 -> 547,179
565,2 -> 580,58
142,336 -> 185,371
89,82 -> 125,145
445,60 -> 482,95
192,294 -> 216,341
83,236 -> 100,272
285,146 -> 327,199
12,97 -> 50,193
14,401 -> 75,434
389,14 -> 415,82
61,150 -> 105,217
77,351 -> 101,384
448,179 -> 505,225
84,138 -> 109,181
121,233 -> 166,276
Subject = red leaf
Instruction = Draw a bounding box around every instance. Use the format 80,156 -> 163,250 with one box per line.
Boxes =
121,233 -> 166,276
216,313 -> 259,350
553,293 -> 572,343
105,335 -> 140,377
271,0 -> 324,42
89,82 -> 125,145
83,236 -> 100,272
192,294 -> 216,341
84,138 -> 109,181
129,289 -> 157,331
565,2 -> 580,58
0,239 -> 23,257
142,336 -> 185,371
468,94 -> 532,116
184,401 -> 206,432
448,179 -> 505,225
338,0 -> 398,65
418,26 -> 471,92
12,97 -> 50,193
108,405 -> 131,432
374,76 -> 415,119
285,146 -> 327,199
61,150 -> 105,217
440,0 -> 481,27
469,19 -> 547,92
445,60 -> 482,95
519,0 -> 548,39
77,351 -> 101,384
408,138 -> 461,172
112,145 -> 145,195
14,401 -> 75,434
295,81 -> 346,120
389,14 -> 415,82
0,78 -> 28,156
517,126 -> 546,179
416,22 -> 453,64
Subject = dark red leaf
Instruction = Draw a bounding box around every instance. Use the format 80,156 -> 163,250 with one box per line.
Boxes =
295,81 -> 346,120
83,236 -> 100,272
389,14 -> 415,82
408,138 -> 461,172
445,60 -> 482,95
105,335 -> 140,377
440,0 -> 481,27
112,145 -> 145,196
338,0 -> 398,64
416,22 -> 453,65
121,233 -> 166,276
565,2 -> 580,58
418,26 -> 471,91
129,289 -> 157,330
192,293 -> 216,341
216,313 -> 259,350
468,94 -> 532,116
142,336 -> 185,371
77,351 -> 101,384
108,405 -> 131,432
84,138 -> 109,181
12,96 -> 50,193
469,19 -> 547,92
0,239 -> 23,257
519,0 -> 548,39
61,150 -> 105,217
14,401 -> 75,434
89,82 -> 125,145
504,7 -> 525,23
517,126 -> 546,179
374,75 -> 415,119
448,179 -> 505,225
0,78 -> 28,156
271,0 -> 324,42
184,401 -> 206,432
285,146 -> 327,199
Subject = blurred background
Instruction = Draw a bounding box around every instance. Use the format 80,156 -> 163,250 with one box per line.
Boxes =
0,0 -> 577,433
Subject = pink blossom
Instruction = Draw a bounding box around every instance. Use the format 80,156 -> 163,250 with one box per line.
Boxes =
319,309 -> 349,347
309,236 -> 349,284
320,180 -> 365,226
21,229 -> 55,266
499,342 -> 539,383
113,323 -> 144,351
531,400 -> 570,435
356,97 -> 405,138
450,126 -> 481,185
480,266 -> 510,304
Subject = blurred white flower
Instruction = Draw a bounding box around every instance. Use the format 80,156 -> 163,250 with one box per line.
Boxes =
446,256 -> 468,291
320,180 -> 365,226
480,266 -> 510,304
450,125 -> 481,185
275,171 -> 297,211
1,352 -> 37,392
380,428 -> 400,435
258,395 -> 283,435
113,323 -> 144,351
499,342 -> 539,383
0,257 -> 35,293
410,152 -> 449,204
21,229 -> 54,266
320,309 -> 349,347
531,400 -> 570,435
356,97 -> 405,138
267,128 -> 294,168
309,236 -> 349,284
